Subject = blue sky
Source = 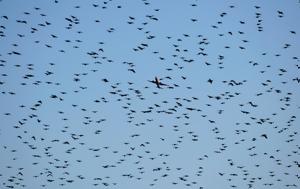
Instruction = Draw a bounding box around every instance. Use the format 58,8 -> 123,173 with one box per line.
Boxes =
0,0 -> 300,188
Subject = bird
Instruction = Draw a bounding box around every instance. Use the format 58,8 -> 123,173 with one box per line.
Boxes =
261,134 -> 268,139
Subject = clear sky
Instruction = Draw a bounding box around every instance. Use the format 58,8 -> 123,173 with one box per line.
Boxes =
0,0 -> 300,188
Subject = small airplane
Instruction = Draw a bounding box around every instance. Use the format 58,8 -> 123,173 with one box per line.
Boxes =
149,77 -> 168,88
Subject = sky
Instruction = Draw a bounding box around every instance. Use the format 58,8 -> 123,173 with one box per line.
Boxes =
0,0 -> 300,188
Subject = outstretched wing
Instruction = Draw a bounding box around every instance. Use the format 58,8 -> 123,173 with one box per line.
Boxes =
159,82 -> 168,87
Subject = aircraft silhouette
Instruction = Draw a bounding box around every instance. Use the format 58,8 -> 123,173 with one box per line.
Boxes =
148,77 -> 168,88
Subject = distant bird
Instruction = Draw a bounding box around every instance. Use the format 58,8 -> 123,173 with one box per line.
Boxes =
261,134 -> 268,139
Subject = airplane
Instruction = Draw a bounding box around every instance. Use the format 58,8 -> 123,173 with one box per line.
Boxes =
148,77 -> 168,88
